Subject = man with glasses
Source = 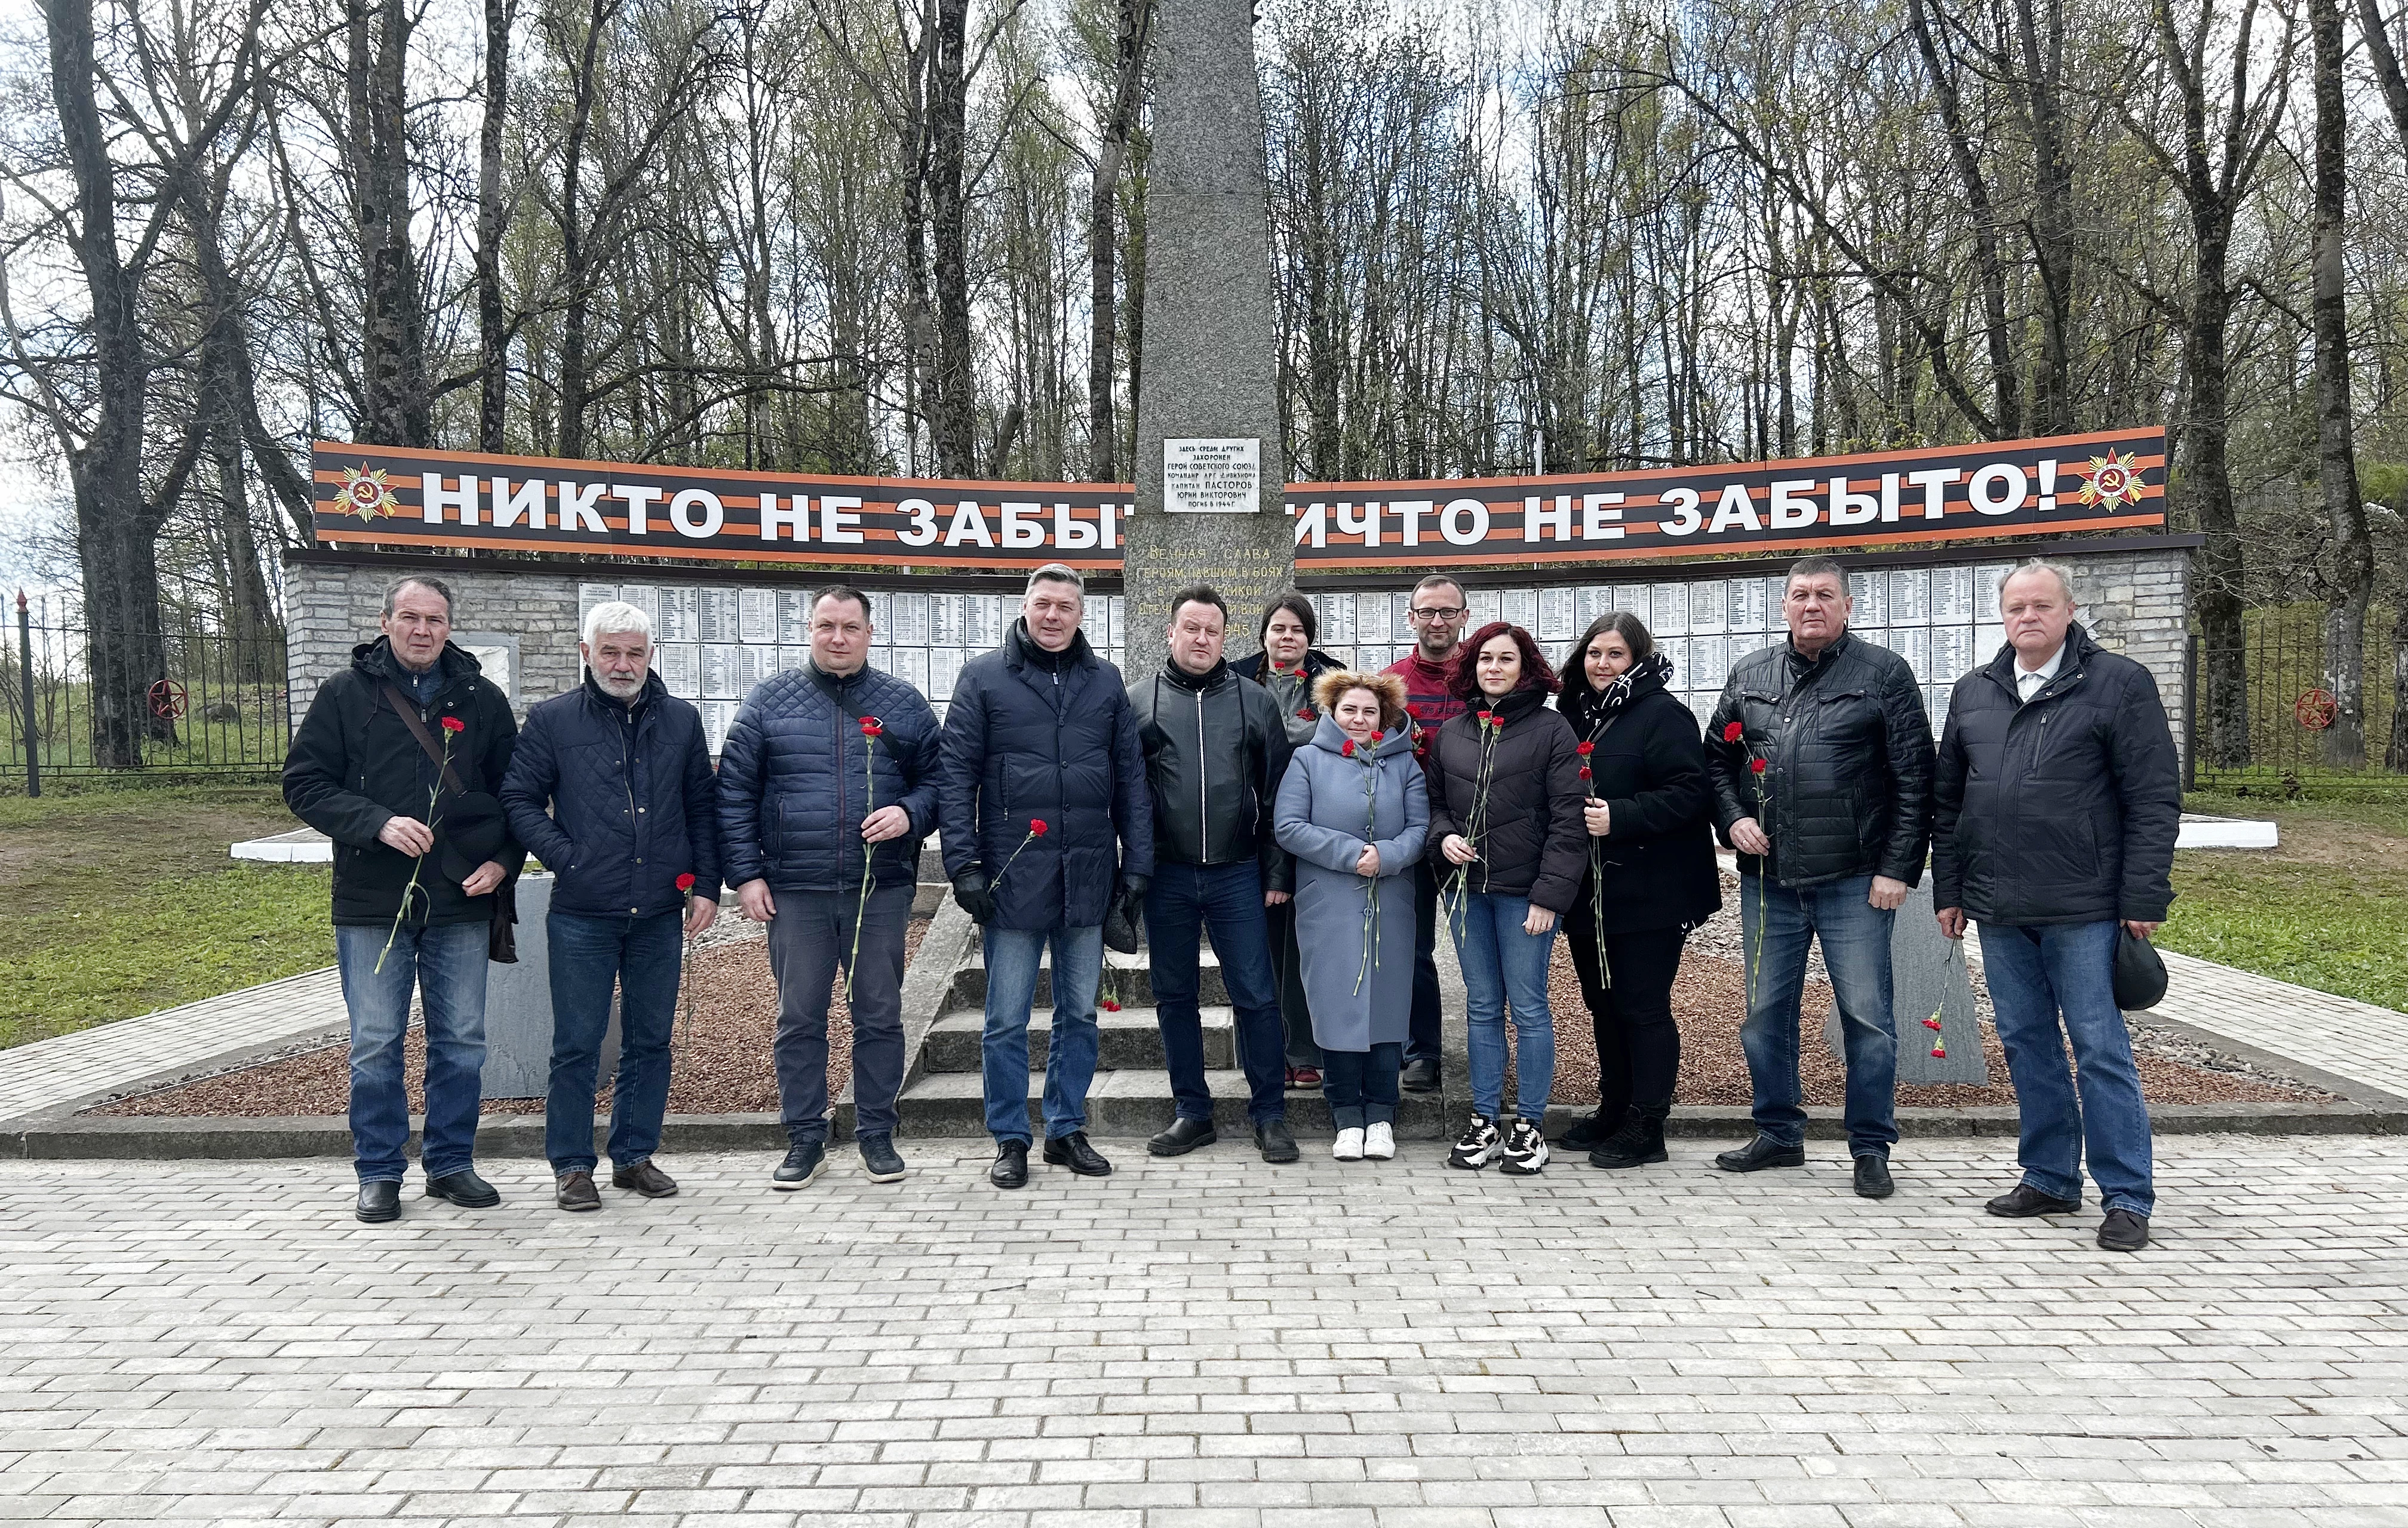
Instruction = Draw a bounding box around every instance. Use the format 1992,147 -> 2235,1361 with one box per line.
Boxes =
1384,574 -> 1471,1092
1706,556 -> 1934,1200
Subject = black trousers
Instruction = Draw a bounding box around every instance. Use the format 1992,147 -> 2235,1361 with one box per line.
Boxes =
1265,899 -> 1321,1068
1407,859 -> 1443,1066
1561,884 -> 1688,1129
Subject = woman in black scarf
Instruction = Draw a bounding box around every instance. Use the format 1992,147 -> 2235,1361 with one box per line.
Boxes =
1555,611 -> 1722,1169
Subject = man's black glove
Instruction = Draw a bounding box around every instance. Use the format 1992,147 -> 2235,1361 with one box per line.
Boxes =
953,868 -> 994,924
1119,874 -> 1149,914
1104,873 -> 1146,954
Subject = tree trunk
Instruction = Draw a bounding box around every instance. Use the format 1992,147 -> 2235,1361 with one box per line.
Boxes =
552,0 -> 604,462
926,0 -> 976,476
477,0 -> 511,451
2014,0 -> 2075,434
1088,0 -> 1149,483
41,0 -> 167,767
2311,0 -> 2372,767
346,0 -> 432,447
1908,0 -> 2022,439
2389,602 -> 2408,773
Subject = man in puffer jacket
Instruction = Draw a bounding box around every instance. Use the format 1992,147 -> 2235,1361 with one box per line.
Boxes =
1705,556 -> 1935,1199
502,600 -> 720,1213
1933,561 -> 2179,1253
939,564 -> 1154,1190
718,586 -> 941,1191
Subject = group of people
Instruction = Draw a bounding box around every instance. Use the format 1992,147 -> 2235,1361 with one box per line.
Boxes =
285,551 -> 2179,1252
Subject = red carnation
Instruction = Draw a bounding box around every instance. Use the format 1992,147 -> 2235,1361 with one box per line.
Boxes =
860,717 -> 883,737
1930,1044 -> 1948,1059
1029,819 -> 1049,837
439,715 -> 465,733
1578,766 -> 1592,780
1341,739 -> 1357,757
1406,703 -> 1424,717
1100,998 -> 1123,1012
1923,1016 -> 1943,1031
675,873 -> 697,893
1297,707 -> 1314,720
1371,730 -> 1384,742
1575,741 -> 1595,756
1750,757 -> 1768,775
1722,721 -> 1744,743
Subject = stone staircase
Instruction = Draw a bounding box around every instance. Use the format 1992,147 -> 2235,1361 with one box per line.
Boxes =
893,930 -> 1450,1139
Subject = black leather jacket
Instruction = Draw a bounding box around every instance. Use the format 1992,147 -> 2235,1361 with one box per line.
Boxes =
1706,631 -> 1936,888
1129,658 -> 1294,888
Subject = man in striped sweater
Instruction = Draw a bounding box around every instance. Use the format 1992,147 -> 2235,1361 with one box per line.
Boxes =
1384,574 -> 1471,1092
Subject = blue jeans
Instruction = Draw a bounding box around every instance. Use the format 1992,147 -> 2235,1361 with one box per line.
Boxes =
1147,861 -> 1287,1125
1978,920 -> 2155,1216
1739,873 -> 1899,1156
982,923 -> 1104,1145
1322,1043 -> 1402,1131
1451,891 -> 1558,1120
335,920 -> 490,1183
544,909 -> 682,1173
767,886 -> 914,1145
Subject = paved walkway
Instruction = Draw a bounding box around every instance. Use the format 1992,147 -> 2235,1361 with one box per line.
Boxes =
0,968 -> 345,1122
2,1137 -> 2404,1527
2149,949 -> 2408,1103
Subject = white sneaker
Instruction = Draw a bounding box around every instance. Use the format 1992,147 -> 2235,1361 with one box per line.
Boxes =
1448,1113 -> 1502,1170
1499,1117 -> 1549,1176
1363,1122 -> 1396,1160
1332,1127 -> 1365,1161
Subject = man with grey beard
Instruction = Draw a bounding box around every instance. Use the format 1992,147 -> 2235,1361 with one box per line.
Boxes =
501,601 -> 722,1213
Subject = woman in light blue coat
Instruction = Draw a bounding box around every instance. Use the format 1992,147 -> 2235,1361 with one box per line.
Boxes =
1273,670 -> 1429,1161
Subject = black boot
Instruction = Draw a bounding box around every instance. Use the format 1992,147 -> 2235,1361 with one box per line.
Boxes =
1587,1102 -> 1668,1169
1561,1106 -> 1622,1152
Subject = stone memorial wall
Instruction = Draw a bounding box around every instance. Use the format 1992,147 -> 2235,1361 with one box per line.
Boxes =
284,539 -> 2188,755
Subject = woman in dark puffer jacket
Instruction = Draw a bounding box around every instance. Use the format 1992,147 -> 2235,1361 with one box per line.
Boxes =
1555,611 -> 1722,1171
1426,622 -> 1587,1177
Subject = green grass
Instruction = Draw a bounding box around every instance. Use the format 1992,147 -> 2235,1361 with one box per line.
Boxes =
0,783 -> 332,1049
2154,791 -> 2408,1014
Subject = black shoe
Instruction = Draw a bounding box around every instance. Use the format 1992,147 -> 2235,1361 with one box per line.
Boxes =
1043,1131 -> 1113,1176
1587,1110 -> 1668,1170
771,1142 -> 826,1191
1561,1108 -> 1620,1152
425,1169 -> 502,1207
1400,1058 -> 1440,1093
1148,1115 -> 1218,1157
555,1170 -> 602,1212
858,1132 -> 907,1183
611,1159 -> 678,1197
1255,1119 -> 1300,1164
1713,1135 -> 1805,1173
1987,1183 -> 2081,1218
2097,1208 -> 2150,1252
355,1180 -> 401,1223
1853,1154 -> 1894,1199
990,1140 -> 1029,1189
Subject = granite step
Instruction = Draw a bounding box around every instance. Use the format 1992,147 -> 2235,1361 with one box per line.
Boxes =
919,1004 -> 1234,1073
944,946 -> 1228,1009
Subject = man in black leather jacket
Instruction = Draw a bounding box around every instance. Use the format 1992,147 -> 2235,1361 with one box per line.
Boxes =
1128,585 -> 1300,1166
1705,557 -> 1935,1198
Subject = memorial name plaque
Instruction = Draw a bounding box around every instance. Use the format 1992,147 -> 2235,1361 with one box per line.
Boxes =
1162,438 -> 1262,514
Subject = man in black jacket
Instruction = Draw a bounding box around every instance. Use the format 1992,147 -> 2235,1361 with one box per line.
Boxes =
1706,557 -> 1934,1198
500,600 -> 720,1213
284,575 -> 521,1224
1933,561 -> 2179,1252
718,586 -> 941,1191
940,564 -> 1154,1189
1130,585 -> 1299,1165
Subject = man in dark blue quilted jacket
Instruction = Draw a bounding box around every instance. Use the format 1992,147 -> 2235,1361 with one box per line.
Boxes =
717,586 -> 941,1191
501,599 -> 721,1213
939,564 -> 1154,1190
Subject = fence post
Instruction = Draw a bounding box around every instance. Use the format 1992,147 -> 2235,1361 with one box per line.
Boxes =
2183,632 -> 2198,795
16,590 -> 38,798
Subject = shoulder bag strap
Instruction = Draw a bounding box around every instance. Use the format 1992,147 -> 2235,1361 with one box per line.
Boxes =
382,682 -> 469,797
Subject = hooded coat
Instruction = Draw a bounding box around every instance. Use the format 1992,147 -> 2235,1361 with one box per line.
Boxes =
1423,687 -> 1589,914
1273,716 -> 1429,1052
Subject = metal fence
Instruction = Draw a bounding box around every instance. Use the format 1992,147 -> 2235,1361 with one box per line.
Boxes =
5,594 -> 290,790
2189,602 -> 2405,794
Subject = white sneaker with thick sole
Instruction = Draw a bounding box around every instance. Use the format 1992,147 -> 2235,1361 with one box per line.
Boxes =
1447,1113 -> 1503,1170
1332,1127 -> 1365,1161
1499,1118 -> 1549,1176
1363,1122 -> 1396,1160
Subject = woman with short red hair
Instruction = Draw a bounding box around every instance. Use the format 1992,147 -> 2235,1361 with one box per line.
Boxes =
1425,622 -> 1587,1175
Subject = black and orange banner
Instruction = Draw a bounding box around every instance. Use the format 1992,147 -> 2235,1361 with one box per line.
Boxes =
313,428 -> 2163,572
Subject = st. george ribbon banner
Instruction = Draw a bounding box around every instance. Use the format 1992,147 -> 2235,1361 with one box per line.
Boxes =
313,426 -> 2164,573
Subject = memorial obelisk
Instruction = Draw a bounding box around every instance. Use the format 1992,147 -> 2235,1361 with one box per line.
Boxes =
1123,1 -> 1291,680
